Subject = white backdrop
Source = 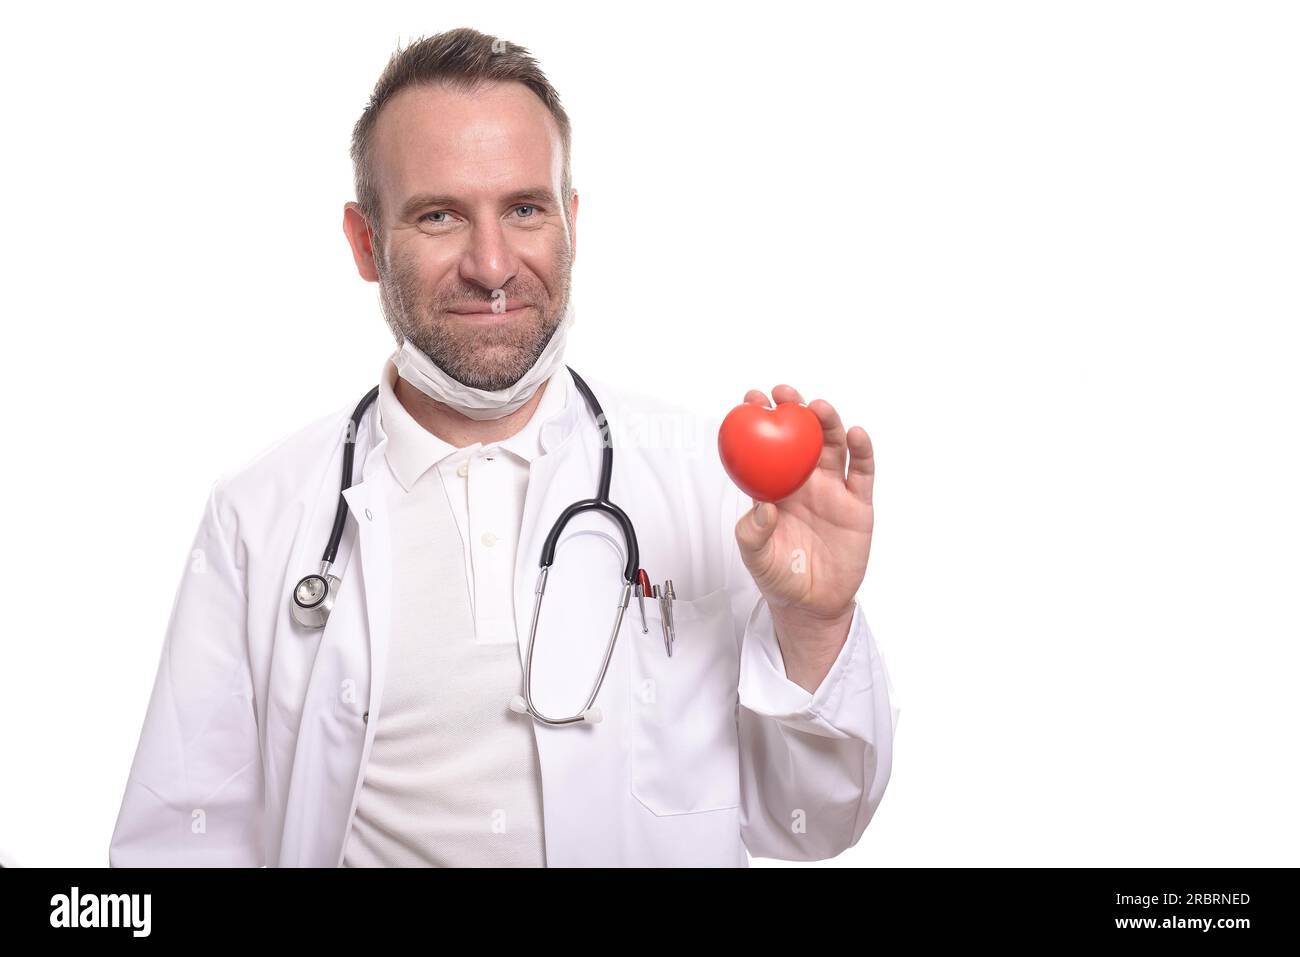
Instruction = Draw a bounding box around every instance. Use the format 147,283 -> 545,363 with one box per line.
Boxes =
0,0 -> 1296,867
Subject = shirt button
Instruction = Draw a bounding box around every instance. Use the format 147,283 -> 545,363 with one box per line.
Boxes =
481,531 -> 498,548
456,461 -> 469,478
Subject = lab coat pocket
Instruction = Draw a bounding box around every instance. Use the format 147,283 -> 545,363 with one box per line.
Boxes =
627,585 -> 741,816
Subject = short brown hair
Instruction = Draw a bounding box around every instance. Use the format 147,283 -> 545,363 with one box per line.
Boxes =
349,27 -> 573,233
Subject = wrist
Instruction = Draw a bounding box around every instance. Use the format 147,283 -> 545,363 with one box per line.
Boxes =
768,601 -> 854,677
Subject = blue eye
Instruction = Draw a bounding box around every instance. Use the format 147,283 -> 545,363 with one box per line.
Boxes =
515,205 -> 536,218
421,211 -> 450,224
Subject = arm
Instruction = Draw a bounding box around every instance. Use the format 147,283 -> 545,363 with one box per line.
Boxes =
109,481 -> 265,867
725,481 -> 899,861
716,383 -> 898,860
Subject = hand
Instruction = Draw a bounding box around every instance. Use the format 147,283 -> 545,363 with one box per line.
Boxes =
734,384 -> 874,688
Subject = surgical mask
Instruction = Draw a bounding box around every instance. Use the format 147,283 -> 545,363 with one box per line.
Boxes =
393,298 -> 576,420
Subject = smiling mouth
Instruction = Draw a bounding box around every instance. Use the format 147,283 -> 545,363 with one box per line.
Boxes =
448,304 -> 534,319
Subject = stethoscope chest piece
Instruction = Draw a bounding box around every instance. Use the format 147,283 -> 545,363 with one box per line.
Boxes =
289,385 -> 380,630
292,562 -> 341,628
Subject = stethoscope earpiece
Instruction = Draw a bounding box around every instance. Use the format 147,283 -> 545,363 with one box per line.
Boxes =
508,695 -> 602,724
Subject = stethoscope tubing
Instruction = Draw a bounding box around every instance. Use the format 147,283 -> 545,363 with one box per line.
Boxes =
292,365 -> 642,727
323,384 -> 380,566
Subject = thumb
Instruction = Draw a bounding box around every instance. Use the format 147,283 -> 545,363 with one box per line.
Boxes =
735,501 -> 778,555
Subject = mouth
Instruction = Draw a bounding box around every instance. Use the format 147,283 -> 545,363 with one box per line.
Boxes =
448,302 -> 534,320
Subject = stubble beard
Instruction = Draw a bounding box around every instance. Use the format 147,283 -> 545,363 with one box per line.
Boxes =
374,241 -> 573,391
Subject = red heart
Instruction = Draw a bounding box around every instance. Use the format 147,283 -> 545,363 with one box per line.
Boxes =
717,401 -> 824,503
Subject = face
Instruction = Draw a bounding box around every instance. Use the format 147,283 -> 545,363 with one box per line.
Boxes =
344,80 -> 577,391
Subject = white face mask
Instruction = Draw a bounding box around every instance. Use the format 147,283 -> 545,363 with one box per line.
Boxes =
393,299 -> 576,420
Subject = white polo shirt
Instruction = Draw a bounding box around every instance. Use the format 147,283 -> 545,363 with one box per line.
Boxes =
341,355 -> 571,867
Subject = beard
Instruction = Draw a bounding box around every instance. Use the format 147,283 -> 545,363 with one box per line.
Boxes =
374,243 -> 572,392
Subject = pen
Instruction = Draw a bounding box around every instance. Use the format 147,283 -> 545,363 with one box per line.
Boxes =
652,584 -> 670,657
663,580 -> 677,657
636,568 -> 651,634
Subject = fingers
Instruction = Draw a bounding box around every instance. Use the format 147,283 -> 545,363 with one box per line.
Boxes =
807,398 -> 848,476
771,384 -> 803,405
735,497 -> 778,556
746,384 -> 806,407
846,426 -> 874,503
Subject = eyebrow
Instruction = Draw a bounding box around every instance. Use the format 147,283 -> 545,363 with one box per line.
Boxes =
398,187 -> 560,220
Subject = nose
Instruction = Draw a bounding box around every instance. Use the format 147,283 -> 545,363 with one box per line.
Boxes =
458,219 -> 519,292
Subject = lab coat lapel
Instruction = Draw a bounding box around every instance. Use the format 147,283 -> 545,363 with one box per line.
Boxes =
340,473 -> 392,741
328,418 -> 394,866
274,402 -> 392,868
513,392 -> 606,699
513,378 -> 635,865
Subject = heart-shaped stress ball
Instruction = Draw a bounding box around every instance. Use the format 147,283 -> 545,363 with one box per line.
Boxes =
717,401 -> 824,503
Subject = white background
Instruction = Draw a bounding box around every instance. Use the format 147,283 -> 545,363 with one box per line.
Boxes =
0,0 -> 1296,867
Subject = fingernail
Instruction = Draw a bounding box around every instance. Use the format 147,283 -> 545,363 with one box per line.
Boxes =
754,503 -> 768,527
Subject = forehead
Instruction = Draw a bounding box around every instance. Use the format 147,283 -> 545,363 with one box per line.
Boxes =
369,80 -> 563,214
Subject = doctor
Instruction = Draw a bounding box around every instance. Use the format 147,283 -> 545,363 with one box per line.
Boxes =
109,27 -> 898,868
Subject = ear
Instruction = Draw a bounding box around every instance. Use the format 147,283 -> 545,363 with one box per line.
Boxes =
568,189 -> 580,262
342,202 -> 380,282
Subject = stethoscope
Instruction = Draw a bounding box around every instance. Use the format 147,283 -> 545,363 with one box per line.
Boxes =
290,366 -> 640,727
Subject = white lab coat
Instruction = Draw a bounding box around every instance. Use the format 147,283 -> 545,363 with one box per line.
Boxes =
109,367 -> 899,867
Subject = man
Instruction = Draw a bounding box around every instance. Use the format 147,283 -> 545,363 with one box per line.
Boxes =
109,27 -> 898,867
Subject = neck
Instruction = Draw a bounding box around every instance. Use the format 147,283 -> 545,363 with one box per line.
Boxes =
394,374 -> 550,448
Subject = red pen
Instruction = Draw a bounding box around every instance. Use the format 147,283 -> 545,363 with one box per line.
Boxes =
635,568 -> 652,634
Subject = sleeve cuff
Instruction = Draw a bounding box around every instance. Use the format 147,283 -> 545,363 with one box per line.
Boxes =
737,595 -> 867,738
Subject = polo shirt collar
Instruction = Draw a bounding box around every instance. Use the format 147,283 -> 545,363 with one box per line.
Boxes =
376,351 -> 580,492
